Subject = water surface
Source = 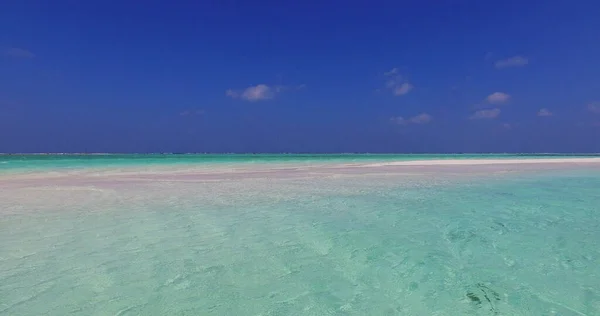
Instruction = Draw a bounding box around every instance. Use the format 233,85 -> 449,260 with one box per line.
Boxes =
1,156 -> 599,315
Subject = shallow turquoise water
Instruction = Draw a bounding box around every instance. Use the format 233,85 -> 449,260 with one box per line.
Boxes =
1,162 -> 600,315
1,153 -> 598,173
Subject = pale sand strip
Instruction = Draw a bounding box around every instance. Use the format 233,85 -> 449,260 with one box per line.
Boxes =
1,157 -> 600,185
361,157 -> 600,167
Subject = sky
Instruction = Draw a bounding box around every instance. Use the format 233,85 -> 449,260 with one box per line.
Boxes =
1,1 -> 599,153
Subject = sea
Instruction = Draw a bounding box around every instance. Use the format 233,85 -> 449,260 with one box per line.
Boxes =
1,154 -> 599,315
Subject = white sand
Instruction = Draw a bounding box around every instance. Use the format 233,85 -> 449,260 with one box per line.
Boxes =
1,157 -> 600,186
362,157 -> 600,167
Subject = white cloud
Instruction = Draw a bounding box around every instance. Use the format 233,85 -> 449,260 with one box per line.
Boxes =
383,68 -> 413,96
226,83 -> 303,101
410,113 -> 432,124
495,56 -> 529,69
226,84 -> 274,101
472,92 -> 510,109
384,68 -> 399,76
537,108 -> 553,117
588,102 -> 600,114
470,108 -> 501,120
240,84 -> 274,101
390,116 -> 406,125
486,92 -> 511,104
391,113 -> 432,125
4,47 -> 35,58
394,83 -> 414,96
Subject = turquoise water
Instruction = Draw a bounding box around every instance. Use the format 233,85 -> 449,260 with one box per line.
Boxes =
1,153 -> 599,173
1,158 -> 600,315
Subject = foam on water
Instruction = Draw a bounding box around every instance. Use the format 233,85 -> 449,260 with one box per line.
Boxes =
1,159 -> 600,315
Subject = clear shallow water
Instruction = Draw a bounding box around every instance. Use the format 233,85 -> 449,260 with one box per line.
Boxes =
1,153 -> 599,173
1,161 -> 600,315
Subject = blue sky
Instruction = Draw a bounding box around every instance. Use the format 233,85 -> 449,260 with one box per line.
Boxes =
1,1 -> 599,153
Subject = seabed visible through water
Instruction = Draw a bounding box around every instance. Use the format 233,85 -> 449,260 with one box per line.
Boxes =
1,157 -> 600,315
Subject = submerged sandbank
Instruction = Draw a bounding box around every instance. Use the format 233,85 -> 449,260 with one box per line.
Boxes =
360,157 -> 600,167
1,157 -> 600,188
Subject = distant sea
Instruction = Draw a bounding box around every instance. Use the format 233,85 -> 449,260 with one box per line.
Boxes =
1,154 -> 599,315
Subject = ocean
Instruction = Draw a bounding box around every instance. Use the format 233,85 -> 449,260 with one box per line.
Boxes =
1,155 -> 599,315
